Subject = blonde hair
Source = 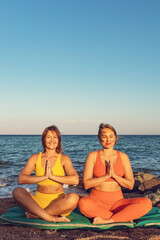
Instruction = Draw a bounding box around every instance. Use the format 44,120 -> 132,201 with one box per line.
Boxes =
98,123 -> 118,142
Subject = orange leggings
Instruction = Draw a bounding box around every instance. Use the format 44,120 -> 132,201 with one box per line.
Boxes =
78,189 -> 152,222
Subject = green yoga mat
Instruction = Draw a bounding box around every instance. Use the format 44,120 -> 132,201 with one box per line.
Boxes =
135,207 -> 160,228
0,207 -> 160,230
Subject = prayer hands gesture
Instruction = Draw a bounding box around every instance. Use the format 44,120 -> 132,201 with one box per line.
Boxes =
105,161 -> 116,179
45,160 -> 52,179
105,161 -> 111,177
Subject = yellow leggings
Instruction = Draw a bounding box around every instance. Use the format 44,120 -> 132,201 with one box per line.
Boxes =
30,191 -> 70,216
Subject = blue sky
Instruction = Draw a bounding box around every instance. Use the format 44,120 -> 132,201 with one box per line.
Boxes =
0,0 -> 160,135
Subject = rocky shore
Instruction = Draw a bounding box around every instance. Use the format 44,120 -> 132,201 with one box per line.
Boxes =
0,172 -> 160,240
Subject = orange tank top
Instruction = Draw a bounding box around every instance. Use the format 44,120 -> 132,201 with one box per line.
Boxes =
93,150 -> 125,182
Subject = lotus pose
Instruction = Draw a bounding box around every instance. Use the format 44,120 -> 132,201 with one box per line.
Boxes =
78,123 -> 152,224
13,125 -> 79,222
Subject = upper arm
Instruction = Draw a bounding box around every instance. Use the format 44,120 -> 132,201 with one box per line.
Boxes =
62,155 -> 78,176
19,154 -> 37,176
83,152 -> 96,182
121,152 -> 134,183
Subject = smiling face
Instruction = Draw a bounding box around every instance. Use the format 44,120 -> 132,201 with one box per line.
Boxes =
100,128 -> 116,149
42,125 -> 62,153
45,130 -> 59,151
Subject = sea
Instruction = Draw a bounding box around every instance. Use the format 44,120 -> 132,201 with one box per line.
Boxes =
0,135 -> 160,198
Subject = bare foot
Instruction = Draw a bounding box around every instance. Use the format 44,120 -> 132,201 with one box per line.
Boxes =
53,216 -> 70,223
25,212 -> 70,222
93,217 -> 114,225
25,212 -> 39,219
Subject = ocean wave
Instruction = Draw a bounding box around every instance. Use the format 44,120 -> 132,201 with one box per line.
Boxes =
0,161 -> 10,165
0,183 -> 7,188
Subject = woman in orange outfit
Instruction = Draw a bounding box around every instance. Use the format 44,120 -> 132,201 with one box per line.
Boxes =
78,123 -> 152,224
13,125 -> 79,222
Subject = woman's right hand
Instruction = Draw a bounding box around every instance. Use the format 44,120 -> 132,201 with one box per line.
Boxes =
105,160 -> 111,178
45,160 -> 53,179
45,160 -> 50,178
18,154 -> 49,184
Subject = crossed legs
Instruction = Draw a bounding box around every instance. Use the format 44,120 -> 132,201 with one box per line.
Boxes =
12,187 -> 79,222
78,189 -> 152,224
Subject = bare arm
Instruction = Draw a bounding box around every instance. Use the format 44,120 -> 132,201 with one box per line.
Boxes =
48,155 -> 79,185
83,152 -> 110,190
18,154 -> 48,184
110,152 -> 134,190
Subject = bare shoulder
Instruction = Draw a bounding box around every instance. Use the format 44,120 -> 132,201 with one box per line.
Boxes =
61,154 -> 72,164
119,151 -> 130,163
61,154 -> 70,160
87,151 -> 97,158
20,153 -> 39,173
119,151 -> 128,158
85,151 -> 97,164
28,153 -> 39,164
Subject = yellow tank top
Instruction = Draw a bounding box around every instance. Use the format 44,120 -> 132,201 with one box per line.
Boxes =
35,152 -> 65,186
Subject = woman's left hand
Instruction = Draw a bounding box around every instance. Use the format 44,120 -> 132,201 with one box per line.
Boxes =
110,162 -> 116,179
46,160 -> 52,179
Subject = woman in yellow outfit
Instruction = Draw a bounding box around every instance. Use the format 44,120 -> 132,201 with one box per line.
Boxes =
12,125 -> 79,222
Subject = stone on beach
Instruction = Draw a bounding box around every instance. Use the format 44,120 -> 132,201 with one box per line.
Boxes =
138,177 -> 160,192
134,172 -> 156,189
132,172 -> 160,207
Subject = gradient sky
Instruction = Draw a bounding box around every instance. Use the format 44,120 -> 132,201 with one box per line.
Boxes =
0,0 -> 160,135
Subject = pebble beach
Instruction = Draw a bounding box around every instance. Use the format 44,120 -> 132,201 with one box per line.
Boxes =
0,196 -> 160,240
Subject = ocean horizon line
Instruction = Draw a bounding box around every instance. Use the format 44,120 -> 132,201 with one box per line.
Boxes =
0,134 -> 160,136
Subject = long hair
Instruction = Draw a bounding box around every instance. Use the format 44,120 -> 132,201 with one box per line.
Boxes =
98,123 -> 118,143
41,125 -> 62,153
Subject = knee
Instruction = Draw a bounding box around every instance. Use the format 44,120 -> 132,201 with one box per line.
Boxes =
12,187 -> 27,200
12,187 -> 22,198
144,197 -> 152,211
78,197 -> 96,218
138,197 -> 152,212
78,197 -> 89,213
65,193 -> 79,206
